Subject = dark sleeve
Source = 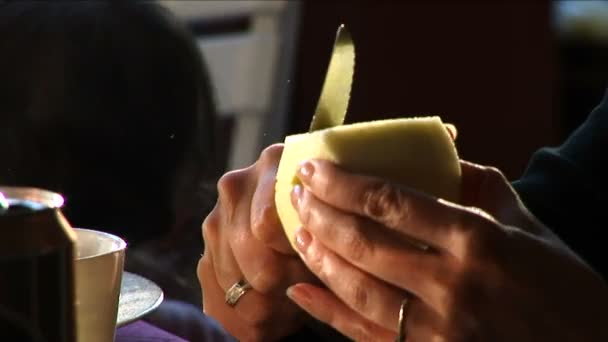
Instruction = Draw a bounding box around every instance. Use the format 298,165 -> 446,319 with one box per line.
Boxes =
512,90 -> 608,278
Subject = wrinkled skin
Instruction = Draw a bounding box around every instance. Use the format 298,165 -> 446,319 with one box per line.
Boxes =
286,159 -> 608,342
199,144 -> 608,342
197,145 -> 318,341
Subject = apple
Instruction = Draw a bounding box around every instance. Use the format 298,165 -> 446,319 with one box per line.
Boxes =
274,116 -> 461,250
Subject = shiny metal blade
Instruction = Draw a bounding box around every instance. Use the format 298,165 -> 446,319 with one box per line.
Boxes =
309,24 -> 355,132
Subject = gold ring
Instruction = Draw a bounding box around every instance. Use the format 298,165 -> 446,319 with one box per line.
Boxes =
225,280 -> 253,307
395,297 -> 409,342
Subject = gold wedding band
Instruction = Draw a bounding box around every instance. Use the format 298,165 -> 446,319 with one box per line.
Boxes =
395,297 -> 410,342
225,279 -> 253,307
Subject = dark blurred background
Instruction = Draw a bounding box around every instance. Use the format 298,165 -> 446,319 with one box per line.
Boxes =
287,0 -> 608,181
164,0 -> 608,180
1,2 -> 604,337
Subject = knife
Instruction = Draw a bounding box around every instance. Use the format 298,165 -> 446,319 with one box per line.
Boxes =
309,24 -> 355,132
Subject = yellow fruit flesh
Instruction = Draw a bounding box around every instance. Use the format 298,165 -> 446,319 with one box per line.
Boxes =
275,116 -> 461,250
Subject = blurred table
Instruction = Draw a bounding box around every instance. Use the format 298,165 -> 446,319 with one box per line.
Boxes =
116,320 -> 187,342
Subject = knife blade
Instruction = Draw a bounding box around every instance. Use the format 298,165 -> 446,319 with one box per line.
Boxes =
309,24 -> 355,132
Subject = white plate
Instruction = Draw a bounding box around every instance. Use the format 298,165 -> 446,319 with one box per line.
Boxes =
116,272 -> 164,327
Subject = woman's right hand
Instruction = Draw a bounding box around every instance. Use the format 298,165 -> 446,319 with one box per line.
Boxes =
197,144 -> 319,341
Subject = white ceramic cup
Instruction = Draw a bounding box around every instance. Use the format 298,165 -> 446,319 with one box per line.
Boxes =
74,228 -> 126,342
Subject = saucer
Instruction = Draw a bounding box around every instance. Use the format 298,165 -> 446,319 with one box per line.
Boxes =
116,272 -> 164,327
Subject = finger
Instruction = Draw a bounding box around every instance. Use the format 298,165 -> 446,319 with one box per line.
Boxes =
287,283 -> 396,342
250,145 -> 295,255
202,204 -> 244,293
230,217 -> 318,296
459,160 -> 516,210
459,160 -> 541,232
444,123 -> 457,141
216,166 -> 256,224
288,284 -> 442,342
291,185 -> 452,306
198,255 -> 303,340
198,254 -> 254,338
296,159 -> 466,250
292,232 -> 445,340
293,226 -> 418,331
209,163 -> 270,292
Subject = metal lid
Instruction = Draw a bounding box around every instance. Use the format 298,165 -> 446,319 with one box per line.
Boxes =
0,186 -> 64,216
0,191 -> 8,213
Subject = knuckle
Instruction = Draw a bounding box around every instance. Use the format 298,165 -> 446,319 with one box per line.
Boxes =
306,245 -> 326,278
217,169 -> 244,199
299,206 -> 312,228
346,277 -> 371,313
362,181 -> 406,226
342,223 -> 371,262
250,262 -> 285,294
216,170 -> 247,219
250,203 -> 280,244
201,209 -> 220,245
484,166 -> 507,184
446,211 -> 488,260
480,165 -> 512,198
297,191 -> 313,226
257,144 -> 283,169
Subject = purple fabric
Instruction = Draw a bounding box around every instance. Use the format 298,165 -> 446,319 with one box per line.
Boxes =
142,300 -> 237,342
116,321 -> 188,342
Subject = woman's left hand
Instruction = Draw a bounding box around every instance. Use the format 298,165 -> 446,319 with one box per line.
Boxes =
286,159 -> 608,342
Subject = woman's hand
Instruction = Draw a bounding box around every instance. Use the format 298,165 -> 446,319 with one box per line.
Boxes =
197,144 -> 318,341
286,159 -> 608,342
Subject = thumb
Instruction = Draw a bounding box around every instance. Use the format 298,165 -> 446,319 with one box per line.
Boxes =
459,160 -> 541,232
444,123 -> 457,141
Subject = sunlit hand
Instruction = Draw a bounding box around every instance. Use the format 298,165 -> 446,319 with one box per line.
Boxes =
197,145 -> 318,341
286,159 -> 608,341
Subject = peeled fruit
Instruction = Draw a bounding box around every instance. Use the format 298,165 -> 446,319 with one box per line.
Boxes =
274,116 -> 461,250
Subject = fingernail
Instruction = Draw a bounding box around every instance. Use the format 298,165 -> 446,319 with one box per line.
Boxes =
298,161 -> 314,182
294,227 -> 312,253
286,285 -> 312,306
291,184 -> 303,209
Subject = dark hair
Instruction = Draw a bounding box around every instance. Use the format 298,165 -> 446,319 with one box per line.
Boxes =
0,0 -> 218,244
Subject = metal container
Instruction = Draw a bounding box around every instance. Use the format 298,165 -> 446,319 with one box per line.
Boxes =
0,186 -> 76,342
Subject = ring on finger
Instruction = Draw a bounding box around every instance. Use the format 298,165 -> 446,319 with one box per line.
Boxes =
225,279 -> 253,307
395,297 -> 410,342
